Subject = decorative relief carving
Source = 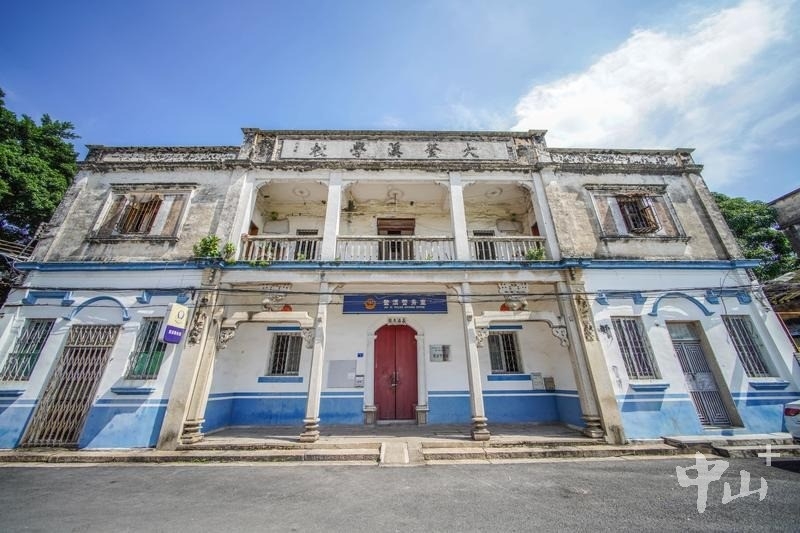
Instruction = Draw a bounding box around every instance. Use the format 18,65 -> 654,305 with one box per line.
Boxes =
187,311 -> 207,345
475,327 -> 489,347
261,284 -> 292,311
95,148 -> 238,163
301,327 -> 315,348
498,282 -> 528,295
575,295 -> 596,341
218,327 -> 236,349
550,150 -> 680,166
551,326 -> 569,347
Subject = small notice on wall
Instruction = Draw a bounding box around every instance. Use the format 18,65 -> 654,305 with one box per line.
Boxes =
430,345 -> 450,362
531,372 -> 546,390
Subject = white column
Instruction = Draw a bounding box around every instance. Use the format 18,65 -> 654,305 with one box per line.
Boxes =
449,172 -> 471,261
363,332 -> 377,424
300,281 -> 330,442
415,332 -> 428,424
156,290 -> 217,450
460,282 -> 490,440
531,169 -> 561,261
557,280 -> 626,444
320,173 -> 342,261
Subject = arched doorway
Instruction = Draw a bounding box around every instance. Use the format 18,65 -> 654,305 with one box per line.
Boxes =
374,325 -> 418,421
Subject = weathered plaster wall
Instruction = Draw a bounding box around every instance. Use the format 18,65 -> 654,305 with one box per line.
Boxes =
542,171 -> 738,260
39,168 -> 242,262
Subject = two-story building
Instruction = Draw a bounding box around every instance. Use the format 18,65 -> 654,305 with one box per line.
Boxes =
0,129 -> 797,449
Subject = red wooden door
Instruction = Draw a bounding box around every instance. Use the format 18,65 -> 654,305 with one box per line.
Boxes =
374,325 -> 418,420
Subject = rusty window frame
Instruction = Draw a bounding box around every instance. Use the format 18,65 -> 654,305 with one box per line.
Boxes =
616,195 -> 660,234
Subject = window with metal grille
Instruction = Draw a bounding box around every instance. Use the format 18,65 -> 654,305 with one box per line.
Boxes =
268,333 -> 302,375
488,332 -> 522,373
612,317 -> 660,379
126,319 -> 168,379
617,195 -> 660,234
117,195 -> 163,234
0,319 -> 54,381
722,315 -> 773,377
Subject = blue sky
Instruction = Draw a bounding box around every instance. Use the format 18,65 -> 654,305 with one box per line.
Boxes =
2,0 -> 798,201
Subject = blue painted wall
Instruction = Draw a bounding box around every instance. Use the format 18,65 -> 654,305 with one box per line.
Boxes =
204,392 -> 365,431
617,390 -> 800,439
428,389 -> 583,426
0,399 -> 36,448
428,392 -> 471,424
78,399 -> 167,448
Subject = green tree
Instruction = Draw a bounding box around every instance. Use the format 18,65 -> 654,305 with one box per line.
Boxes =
713,192 -> 798,281
0,88 -> 78,242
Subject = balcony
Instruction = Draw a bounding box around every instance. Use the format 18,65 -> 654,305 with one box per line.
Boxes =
241,235 -> 322,262
468,236 -> 546,261
240,234 -> 547,263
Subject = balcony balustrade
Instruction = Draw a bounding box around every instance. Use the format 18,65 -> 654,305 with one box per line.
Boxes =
468,236 -> 546,261
240,234 -> 547,262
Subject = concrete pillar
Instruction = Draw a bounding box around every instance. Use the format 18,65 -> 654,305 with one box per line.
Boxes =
300,281 -> 330,442
448,173 -> 471,261
530,169 -> 561,261
320,173 -> 342,261
180,316 -> 220,444
156,290 -> 217,450
415,332 -> 428,424
557,280 -> 626,444
459,282 -> 490,440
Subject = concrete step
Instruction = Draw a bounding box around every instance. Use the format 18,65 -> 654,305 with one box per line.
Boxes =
179,441 -> 382,452
423,443 -> 687,461
419,438 -> 600,450
711,444 -> 800,459
0,448 -> 381,464
663,433 -> 795,453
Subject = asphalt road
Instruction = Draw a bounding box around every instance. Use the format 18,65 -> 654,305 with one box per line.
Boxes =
1,457 -> 798,532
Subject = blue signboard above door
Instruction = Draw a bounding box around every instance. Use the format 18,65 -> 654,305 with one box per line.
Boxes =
343,294 -> 448,314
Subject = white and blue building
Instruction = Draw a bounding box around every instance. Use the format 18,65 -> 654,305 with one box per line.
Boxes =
0,129 -> 797,449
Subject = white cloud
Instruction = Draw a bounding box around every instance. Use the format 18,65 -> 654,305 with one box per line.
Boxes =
511,0 -> 795,191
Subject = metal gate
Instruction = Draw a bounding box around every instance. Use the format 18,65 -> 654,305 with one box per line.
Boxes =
669,328 -> 731,426
21,325 -> 120,447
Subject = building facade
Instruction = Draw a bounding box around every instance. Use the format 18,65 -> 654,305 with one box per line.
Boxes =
0,129 -> 797,449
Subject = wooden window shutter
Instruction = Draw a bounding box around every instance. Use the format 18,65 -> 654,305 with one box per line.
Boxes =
159,194 -> 187,236
96,196 -> 127,237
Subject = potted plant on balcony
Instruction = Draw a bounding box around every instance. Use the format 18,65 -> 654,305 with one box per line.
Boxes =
525,247 -> 546,261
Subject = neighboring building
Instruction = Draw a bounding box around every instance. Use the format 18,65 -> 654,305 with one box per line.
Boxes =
767,188 -> 800,349
0,129 -> 797,450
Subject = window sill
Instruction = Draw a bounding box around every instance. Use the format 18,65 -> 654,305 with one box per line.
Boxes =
258,376 -> 303,383
600,235 -> 690,243
629,381 -> 670,392
487,374 -> 531,381
110,386 -> 155,395
748,380 -> 790,390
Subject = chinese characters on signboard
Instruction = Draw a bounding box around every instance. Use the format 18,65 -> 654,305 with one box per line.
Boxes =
343,294 -> 448,314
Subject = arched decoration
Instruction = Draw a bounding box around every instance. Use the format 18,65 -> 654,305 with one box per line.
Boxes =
647,292 -> 714,317
217,311 -> 315,350
474,310 -> 569,347
64,296 -> 131,322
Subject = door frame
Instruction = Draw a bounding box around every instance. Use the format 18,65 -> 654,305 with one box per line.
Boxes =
363,317 -> 427,424
665,320 -> 743,428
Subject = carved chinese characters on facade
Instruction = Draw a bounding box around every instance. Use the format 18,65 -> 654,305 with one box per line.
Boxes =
463,142 -> 479,158
309,142 -> 327,158
388,142 -> 403,158
425,142 -> 441,158
350,141 -> 366,158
